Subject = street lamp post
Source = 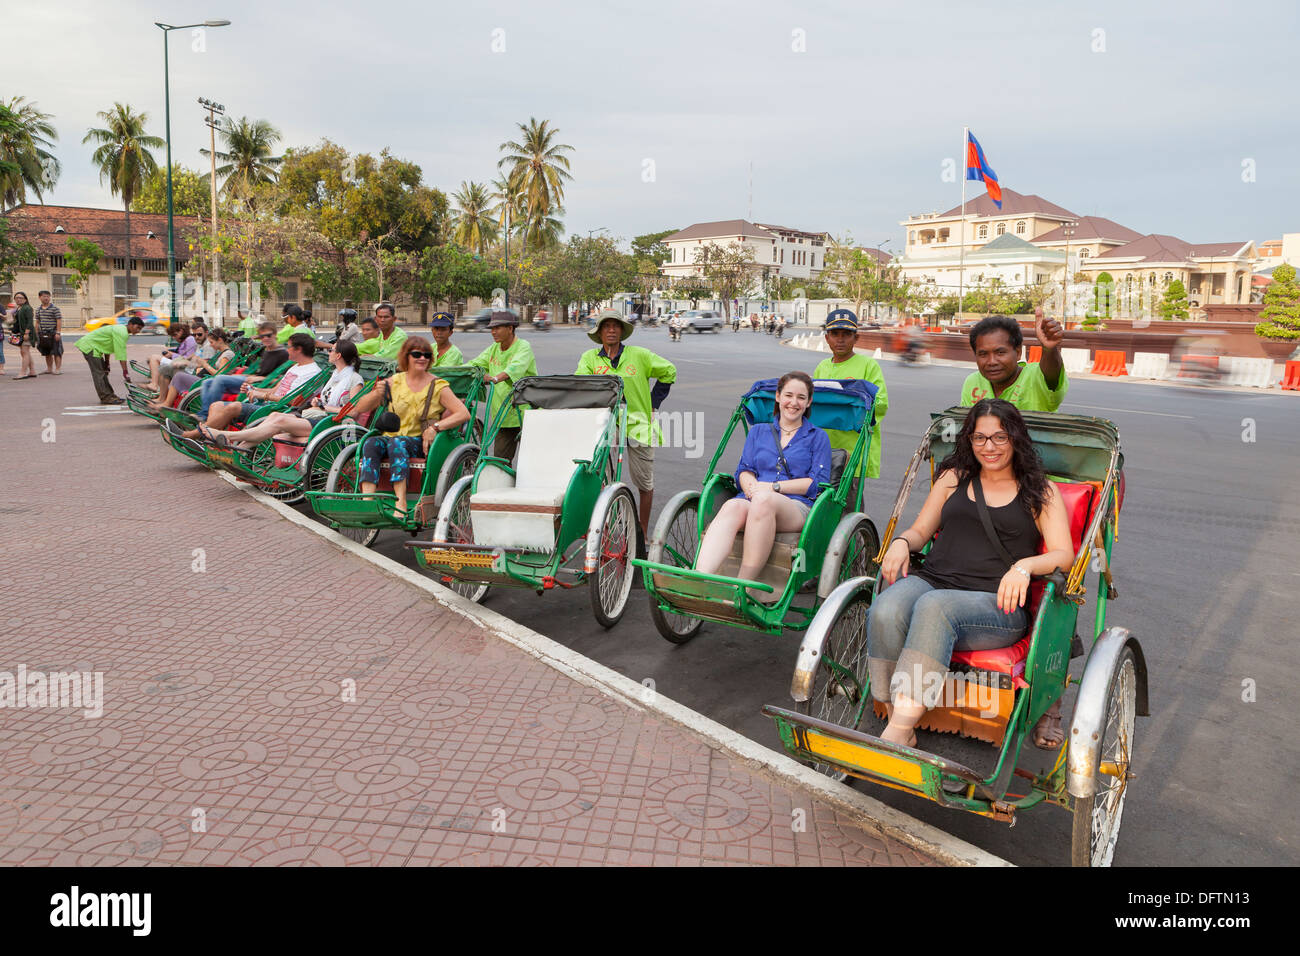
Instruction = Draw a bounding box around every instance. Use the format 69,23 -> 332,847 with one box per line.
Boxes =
1060,220 -> 1077,326
156,19 -> 230,326
199,97 -> 224,325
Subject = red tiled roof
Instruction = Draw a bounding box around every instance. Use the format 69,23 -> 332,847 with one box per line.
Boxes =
935,188 -> 1078,220
3,204 -> 202,259
1033,216 -> 1142,245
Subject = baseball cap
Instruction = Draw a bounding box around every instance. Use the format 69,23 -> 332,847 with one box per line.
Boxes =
430,311 -> 454,328
824,308 -> 859,332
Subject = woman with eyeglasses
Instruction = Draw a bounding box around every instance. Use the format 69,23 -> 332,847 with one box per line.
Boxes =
347,336 -> 471,520
151,328 -> 236,410
868,398 -> 1073,749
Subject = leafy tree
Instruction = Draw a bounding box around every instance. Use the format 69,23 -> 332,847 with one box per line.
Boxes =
83,103 -> 165,298
630,229 -> 675,275
416,244 -> 505,309
672,275 -> 712,309
202,116 -> 282,206
63,237 -> 105,317
1158,278 -> 1189,320
134,163 -> 211,217
498,117 -> 573,256
692,242 -> 755,318
0,96 -> 60,209
823,238 -> 879,318
451,181 -> 498,254
1088,271 -> 1115,319
0,218 -> 38,287
1255,263 -> 1300,340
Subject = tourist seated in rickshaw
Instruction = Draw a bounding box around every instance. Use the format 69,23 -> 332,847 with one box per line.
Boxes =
341,336 -> 471,521
200,340 -> 366,450
868,398 -> 1072,748
192,323 -> 291,420
695,371 -> 832,603
148,327 -> 238,411
177,332 -> 321,441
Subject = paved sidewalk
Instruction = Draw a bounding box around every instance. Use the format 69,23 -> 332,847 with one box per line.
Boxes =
0,355 -> 950,867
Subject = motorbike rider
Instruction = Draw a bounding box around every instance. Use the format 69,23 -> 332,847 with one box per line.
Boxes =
335,308 -> 363,345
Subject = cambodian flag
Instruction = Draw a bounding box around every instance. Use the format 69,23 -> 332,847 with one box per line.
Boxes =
965,131 -> 1002,209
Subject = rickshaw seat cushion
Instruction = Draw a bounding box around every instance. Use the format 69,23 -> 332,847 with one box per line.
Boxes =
950,635 -> 1031,685
513,407 -> 611,487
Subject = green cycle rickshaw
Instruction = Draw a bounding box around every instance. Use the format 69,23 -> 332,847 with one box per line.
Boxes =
762,407 -> 1146,866
406,374 -> 638,626
632,377 -> 882,645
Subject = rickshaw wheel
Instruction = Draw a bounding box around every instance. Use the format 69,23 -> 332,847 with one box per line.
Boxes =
434,443 -> 480,511
248,439 -> 306,505
590,487 -> 637,628
303,427 -> 357,497
797,597 -> 872,781
1071,646 -> 1137,867
324,443 -> 380,547
436,477 -> 489,604
648,494 -> 703,644
836,519 -> 881,586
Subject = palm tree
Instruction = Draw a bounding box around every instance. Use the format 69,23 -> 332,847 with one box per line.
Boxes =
203,116 -> 282,209
0,96 -> 60,210
451,180 -> 498,254
497,117 -> 573,257
83,103 -> 164,297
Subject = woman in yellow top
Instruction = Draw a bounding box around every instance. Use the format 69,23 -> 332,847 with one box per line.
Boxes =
350,337 -> 470,519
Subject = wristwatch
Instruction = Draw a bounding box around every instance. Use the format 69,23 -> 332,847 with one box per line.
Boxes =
773,481 -> 782,495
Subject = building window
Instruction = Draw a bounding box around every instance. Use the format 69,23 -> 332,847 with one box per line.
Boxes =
139,258 -> 166,272
283,281 -> 299,301
909,230 -> 916,244
781,250 -> 784,263
996,223 -> 1006,236
1078,248 -> 1090,260
112,257 -> 126,270
18,256 -> 41,268
810,253 -> 815,269
113,276 -> 140,298
977,225 -> 988,240
772,246 -> 777,263
50,274 -> 78,300
938,228 -> 950,243
1015,221 -> 1026,235
1163,272 -> 1173,285
48,254 -> 67,268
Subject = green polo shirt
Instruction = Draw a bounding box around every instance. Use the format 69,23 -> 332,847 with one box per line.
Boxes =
470,337 -> 537,429
961,362 -> 1067,411
238,316 -> 259,337
434,343 -> 464,367
813,353 -> 889,479
356,326 -> 408,359
275,323 -> 295,344
575,344 -> 676,445
76,324 -> 130,361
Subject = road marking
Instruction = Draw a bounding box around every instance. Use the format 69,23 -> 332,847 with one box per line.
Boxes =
62,405 -> 132,416
1063,403 -> 1194,419
215,471 -> 1010,868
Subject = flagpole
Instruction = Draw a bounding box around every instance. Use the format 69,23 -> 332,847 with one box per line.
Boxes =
957,125 -> 968,323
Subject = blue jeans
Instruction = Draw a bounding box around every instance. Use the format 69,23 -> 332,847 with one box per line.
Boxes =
198,374 -> 247,419
359,435 -> 423,485
866,575 -> 1027,707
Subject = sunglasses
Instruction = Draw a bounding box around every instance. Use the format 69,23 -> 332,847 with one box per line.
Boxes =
407,350 -> 433,360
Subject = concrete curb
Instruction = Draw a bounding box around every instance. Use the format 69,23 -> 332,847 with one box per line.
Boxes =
214,471 -> 1010,867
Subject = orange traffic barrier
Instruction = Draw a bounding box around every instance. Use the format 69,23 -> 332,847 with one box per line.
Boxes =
1091,350 -> 1128,376
1027,345 -> 1042,363
1282,360 -> 1300,390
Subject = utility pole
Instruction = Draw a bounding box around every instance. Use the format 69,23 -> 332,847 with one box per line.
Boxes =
1061,220 -> 1078,327
200,97 -> 225,326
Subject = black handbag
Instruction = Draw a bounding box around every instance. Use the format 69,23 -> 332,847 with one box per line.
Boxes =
373,379 -> 401,432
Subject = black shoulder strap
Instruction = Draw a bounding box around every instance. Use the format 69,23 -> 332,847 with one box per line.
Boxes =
971,477 -> 1017,567
769,423 -> 791,478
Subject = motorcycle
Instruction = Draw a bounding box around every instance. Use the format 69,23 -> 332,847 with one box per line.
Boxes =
732,318 -> 741,332
668,323 -> 682,342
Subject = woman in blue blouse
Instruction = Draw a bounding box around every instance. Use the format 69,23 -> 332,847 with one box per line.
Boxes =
696,371 -> 832,601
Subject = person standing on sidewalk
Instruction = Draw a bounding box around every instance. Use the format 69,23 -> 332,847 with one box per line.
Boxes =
10,291 -> 39,380
961,308 -> 1067,409
813,309 -> 889,503
35,290 -> 64,375
574,308 -> 676,539
429,312 -> 463,367
76,315 -> 146,403
469,310 -> 536,462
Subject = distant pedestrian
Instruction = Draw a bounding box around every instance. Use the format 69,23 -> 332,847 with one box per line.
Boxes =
35,290 -> 64,374
10,291 -> 38,379
76,315 -> 147,404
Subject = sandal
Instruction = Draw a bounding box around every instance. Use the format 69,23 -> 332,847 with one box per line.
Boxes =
197,423 -> 220,444
1032,699 -> 1065,749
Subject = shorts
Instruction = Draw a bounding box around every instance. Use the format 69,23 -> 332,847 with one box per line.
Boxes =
789,499 -> 811,520
625,438 -> 654,490
37,334 -> 62,357
235,402 -> 259,423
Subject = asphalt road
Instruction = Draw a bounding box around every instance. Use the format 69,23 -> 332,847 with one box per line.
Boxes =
311,322 -> 1297,867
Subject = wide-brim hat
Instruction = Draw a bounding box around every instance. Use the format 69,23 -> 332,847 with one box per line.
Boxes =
430,311 -> 454,328
588,309 -> 634,344
488,309 -> 520,328
824,308 -> 859,332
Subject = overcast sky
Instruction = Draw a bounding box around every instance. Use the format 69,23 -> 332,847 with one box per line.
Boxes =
12,0 -> 1298,249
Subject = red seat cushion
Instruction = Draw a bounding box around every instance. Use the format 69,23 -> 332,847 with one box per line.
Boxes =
951,636 -> 1032,687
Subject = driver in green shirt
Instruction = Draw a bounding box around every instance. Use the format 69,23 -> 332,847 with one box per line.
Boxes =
356,302 -> 408,359
575,309 -> 677,538
961,308 -> 1067,411
812,309 -> 889,504
429,312 -> 464,367
470,310 -> 537,461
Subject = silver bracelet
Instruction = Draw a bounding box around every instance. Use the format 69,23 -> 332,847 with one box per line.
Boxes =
1012,565 -> 1031,579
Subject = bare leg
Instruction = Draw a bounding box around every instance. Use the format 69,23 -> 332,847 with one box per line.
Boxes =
638,489 -> 653,540
737,491 -> 808,580
184,400 -> 243,438
880,694 -> 924,747
151,384 -> 180,410
695,499 -> 749,575
392,479 -> 409,518
211,412 -> 309,448
148,355 -> 164,392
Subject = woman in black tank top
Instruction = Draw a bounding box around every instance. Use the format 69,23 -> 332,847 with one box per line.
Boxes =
867,400 -> 1074,750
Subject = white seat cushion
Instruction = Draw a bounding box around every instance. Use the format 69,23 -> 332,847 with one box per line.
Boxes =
469,407 -> 611,551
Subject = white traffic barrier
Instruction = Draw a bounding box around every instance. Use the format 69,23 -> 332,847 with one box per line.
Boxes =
1061,347 -> 1091,374
873,347 -> 882,359
1130,352 -> 1170,380
1222,356 -> 1276,388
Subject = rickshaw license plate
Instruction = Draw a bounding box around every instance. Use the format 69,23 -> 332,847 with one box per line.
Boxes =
803,730 -> 924,787
421,547 -> 500,572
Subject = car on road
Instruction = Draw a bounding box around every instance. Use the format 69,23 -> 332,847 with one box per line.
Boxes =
681,310 -> 724,333
84,302 -> 168,334
456,307 -> 495,332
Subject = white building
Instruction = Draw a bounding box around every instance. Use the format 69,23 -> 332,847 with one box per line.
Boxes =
659,219 -> 829,286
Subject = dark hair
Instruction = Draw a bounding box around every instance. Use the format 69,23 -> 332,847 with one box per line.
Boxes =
301,309 -> 313,322
258,321 -> 277,334
397,335 -> 433,372
172,323 -> 191,340
208,327 -> 229,343
776,370 -> 814,419
282,304 -> 303,321
938,399 -> 1050,517
287,332 -> 316,356
38,289 -> 50,296
13,291 -> 28,304
126,316 -> 145,329
334,339 -> 360,372
968,314 -> 1022,352
375,302 -> 395,318
360,316 -> 379,330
